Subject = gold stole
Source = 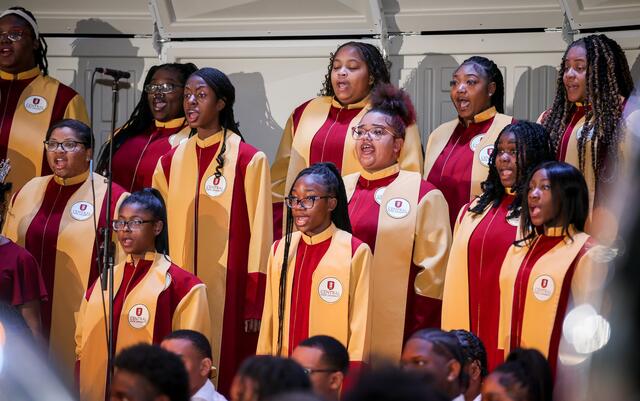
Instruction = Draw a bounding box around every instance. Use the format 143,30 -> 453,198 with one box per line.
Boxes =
344,170 -> 420,360
423,113 -> 512,199
6,75 -> 61,193
498,232 -> 590,357
2,173 -> 118,374
271,229 -> 353,356
78,253 -> 171,401
441,200 -> 522,331
165,131 -> 240,379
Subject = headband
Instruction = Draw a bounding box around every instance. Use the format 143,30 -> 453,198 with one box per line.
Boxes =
0,9 -> 39,40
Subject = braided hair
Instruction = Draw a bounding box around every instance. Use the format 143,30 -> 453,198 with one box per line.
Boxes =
408,329 -> 469,390
119,188 -> 170,255
457,56 -> 505,113
492,348 -> 553,401
542,34 -> 634,199
320,42 -> 390,99
235,355 -> 311,399
96,62 -> 198,174
6,7 -> 48,75
367,83 -> 417,139
470,121 -> 553,218
190,67 -> 244,178
276,162 -> 351,355
450,329 -> 488,379
519,161 -> 589,245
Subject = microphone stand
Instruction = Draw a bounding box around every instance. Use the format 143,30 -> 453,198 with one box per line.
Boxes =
101,75 -> 125,393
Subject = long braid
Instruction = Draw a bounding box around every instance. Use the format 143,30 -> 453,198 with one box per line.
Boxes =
470,122 -> 552,217
276,162 -> 352,355
7,7 -> 48,76
191,68 -> 244,179
320,42 -> 390,98
544,35 -> 634,204
96,62 -> 197,173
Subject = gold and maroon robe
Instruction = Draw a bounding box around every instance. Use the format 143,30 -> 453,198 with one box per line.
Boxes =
441,195 -> 520,371
271,96 -> 424,237
257,224 -> 371,371
110,117 -> 190,192
0,67 -> 89,195
153,130 -> 272,395
0,238 -> 47,306
2,171 -> 128,378
75,252 -> 211,401
424,107 -> 513,227
343,164 -> 451,362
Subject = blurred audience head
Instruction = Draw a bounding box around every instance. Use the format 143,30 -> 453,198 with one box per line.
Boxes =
161,329 -> 214,397
231,355 -> 311,401
291,335 -> 349,401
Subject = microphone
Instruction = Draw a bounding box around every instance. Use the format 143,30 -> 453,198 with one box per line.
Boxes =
95,67 -> 131,80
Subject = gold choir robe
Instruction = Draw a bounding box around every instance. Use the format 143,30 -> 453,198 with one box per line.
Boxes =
2,171 -> 127,377
498,227 -> 607,373
441,195 -> 520,371
110,117 -> 191,192
424,107 -> 512,226
257,224 -> 372,367
270,96 -> 424,236
344,165 -> 451,361
153,130 -> 272,394
76,252 -> 211,401
0,67 -> 90,195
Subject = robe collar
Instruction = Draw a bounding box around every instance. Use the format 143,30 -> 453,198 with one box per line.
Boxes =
53,169 -> 90,186
301,223 -> 336,245
0,66 -> 40,81
543,225 -> 574,237
195,130 -> 224,148
505,187 -> 516,196
459,106 -> 497,126
155,117 -> 186,129
360,163 -> 400,181
331,95 -> 370,110
126,251 -> 158,266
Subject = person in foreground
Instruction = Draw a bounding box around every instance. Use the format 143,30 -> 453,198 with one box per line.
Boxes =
230,355 -> 311,401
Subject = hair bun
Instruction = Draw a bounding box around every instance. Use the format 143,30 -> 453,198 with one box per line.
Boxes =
370,83 -> 417,127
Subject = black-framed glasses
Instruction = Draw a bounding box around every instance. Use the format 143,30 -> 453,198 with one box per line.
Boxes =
0,29 -> 25,42
351,126 -> 396,141
302,367 -> 338,375
285,195 -> 334,210
43,140 -> 87,152
112,219 -> 156,231
144,83 -> 183,94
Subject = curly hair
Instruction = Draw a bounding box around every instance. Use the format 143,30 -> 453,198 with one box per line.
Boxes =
470,121 -> 553,218
4,7 -> 48,75
367,83 -> 416,139
319,42 -> 390,99
96,62 -> 198,174
542,34 -> 634,200
456,56 -> 505,113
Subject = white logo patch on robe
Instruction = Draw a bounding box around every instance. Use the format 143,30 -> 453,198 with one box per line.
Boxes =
204,175 -> 227,197
128,304 -> 150,328
24,96 -> 48,114
469,134 -> 485,151
374,187 -> 386,205
70,201 -> 94,221
478,145 -> 494,167
318,277 -> 343,303
532,275 -> 555,301
386,198 -> 410,219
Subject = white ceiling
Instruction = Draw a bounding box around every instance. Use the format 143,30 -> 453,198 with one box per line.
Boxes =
9,0 -> 640,36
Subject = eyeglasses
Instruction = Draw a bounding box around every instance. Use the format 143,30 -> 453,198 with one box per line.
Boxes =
144,83 -> 183,94
0,29 -> 25,42
112,219 -> 156,231
302,367 -> 338,375
43,140 -> 87,152
351,126 -> 396,141
285,195 -> 334,210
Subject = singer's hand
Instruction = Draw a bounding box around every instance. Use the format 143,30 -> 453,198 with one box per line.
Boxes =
244,319 -> 261,333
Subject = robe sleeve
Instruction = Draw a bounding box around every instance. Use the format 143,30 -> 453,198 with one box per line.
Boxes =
270,113 -> 295,203
412,189 -> 452,301
243,152 -> 273,320
398,123 -> 424,174
172,283 -> 213,341
152,157 -> 170,202
64,94 -> 90,126
256,243 -> 278,355
347,242 -> 372,363
2,193 -> 19,239
570,246 -> 608,308
75,292 -> 89,361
